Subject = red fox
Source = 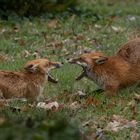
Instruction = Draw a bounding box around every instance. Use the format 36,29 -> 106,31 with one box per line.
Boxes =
69,38 -> 140,96
0,58 -> 62,101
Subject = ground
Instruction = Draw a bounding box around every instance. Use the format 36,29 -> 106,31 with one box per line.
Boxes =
0,0 -> 140,140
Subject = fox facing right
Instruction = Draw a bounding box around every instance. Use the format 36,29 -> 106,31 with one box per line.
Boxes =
69,38 -> 140,96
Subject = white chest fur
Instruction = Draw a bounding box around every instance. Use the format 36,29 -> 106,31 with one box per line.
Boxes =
36,85 -> 44,101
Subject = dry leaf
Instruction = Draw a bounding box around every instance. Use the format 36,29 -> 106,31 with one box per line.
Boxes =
32,51 -> 41,59
37,101 -> 59,111
127,15 -> 136,21
111,26 -> 123,33
94,24 -> 102,29
0,117 -> 6,125
82,120 -> 92,127
69,101 -> 81,110
13,26 -> 19,33
128,100 -> 137,117
75,90 -> 87,98
105,115 -> 137,132
85,96 -> 100,106
0,53 -> 12,62
134,93 -> 140,102
21,50 -> 31,58
130,129 -> 140,140
47,20 -> 58,28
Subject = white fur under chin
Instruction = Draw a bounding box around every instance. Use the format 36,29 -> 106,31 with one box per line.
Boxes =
86,69 -> 106,89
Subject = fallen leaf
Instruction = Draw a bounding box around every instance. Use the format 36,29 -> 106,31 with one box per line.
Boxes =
13,26 -> 19,33
128,100 -> 137,118
32,51 -> 41,59
0,53 -> 13,62
126,15 -> 136,21
134,93 -> 140,102
69,101 -> 81,110
21,50 -> 31,58
111,26 -> 123,33
75,90 -> 87,98
0,117 -> 6,125
82,120 -> 93,127
37,101 -> 59,111
47,20 -> 58,28
94,24 -> 102,29
130,129 -> 140,140
85,96 -> 100,106
105,115 -> 137,132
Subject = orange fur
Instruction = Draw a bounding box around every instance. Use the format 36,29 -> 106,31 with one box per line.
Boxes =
0,58 -> 62,101
69,38 -> 140,96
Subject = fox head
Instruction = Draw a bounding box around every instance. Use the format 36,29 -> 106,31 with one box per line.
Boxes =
68,51 -> 108,80
24,58 -> 63,83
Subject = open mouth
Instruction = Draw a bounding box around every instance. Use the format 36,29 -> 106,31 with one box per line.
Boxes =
48,73 -> 58,83
75,64 -> 87,80
68,59 -> 87,80
47,63 -> 62,83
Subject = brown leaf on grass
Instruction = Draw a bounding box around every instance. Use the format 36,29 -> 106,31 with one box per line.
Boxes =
18,39 -> 25,46
75,90 -> 87,99
128,100 -> 137,118
82,120 -> 92,127
13,26 -> 19,33
126,15 -> 136,21
111,26 -> 123,33
47,20 -> 58,28
37,101 -> 60,111
69,101 -> 81,110
85,96 -> 100,106
134,93 -> 140,102
0,54 -> 8,62
0,29 -> 6,36
94,24 -> 102,30
106,101 -> 116,109
14,38 -> 25,47
73,34 -> 85,41
21,50 -> 31,58
32,51 -> 41,59
105,115 -> 137,132
130,129 -> 140,140
20,105 -> 31,112
0,117 -> 6,125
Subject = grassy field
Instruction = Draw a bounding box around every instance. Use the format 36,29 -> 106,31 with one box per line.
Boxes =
0,0 -> 140,139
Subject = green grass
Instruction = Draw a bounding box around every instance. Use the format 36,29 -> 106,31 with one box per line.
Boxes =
0,0 -> 140,139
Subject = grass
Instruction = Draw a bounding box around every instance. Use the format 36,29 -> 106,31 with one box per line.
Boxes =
0,0 -> 140,139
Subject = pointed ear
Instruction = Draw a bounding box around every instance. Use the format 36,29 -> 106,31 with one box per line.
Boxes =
24,64 -> 38,73
95,56 -> 108,65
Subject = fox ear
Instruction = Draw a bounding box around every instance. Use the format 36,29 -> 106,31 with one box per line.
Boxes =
95,56 -> 108,65
24,64 -> 38,73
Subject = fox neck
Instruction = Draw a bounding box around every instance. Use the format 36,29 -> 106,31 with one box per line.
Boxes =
25,72 -> 46,85
86,67 -> 106,89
